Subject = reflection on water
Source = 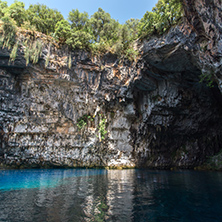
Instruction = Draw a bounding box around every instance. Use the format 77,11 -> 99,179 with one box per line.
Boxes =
1,169 -> 222,221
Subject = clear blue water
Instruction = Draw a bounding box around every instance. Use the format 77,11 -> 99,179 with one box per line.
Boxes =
1,169 -> 222,222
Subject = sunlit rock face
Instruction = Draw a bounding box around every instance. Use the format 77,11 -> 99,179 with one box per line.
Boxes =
0,51 -> 138,169
0,0 -> 222,169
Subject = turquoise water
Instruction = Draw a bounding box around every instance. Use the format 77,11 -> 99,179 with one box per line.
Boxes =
0,168 -> 106,191
1,169 -> 222,221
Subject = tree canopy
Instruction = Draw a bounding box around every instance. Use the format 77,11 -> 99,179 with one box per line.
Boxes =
3,1 -> 27,27
26,4 -> 64,35
54,19 -> 71,42
0,0 -> 183,61
0,0 -> 8,18
68,9 -> 89,31
139,0 -> 183,37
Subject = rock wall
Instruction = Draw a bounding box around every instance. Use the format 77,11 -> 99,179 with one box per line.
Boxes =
183,0 -> 222,91
0,49 -> 139,168
0,0 -> 222,169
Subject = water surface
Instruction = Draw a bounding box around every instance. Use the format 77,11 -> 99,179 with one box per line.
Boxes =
1,169 -> 222,221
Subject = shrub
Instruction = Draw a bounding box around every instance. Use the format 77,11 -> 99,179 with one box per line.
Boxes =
0,16 -> 17,49
9,40 -> 18,62
23,40 -> 43,66
97,114 -> 107,141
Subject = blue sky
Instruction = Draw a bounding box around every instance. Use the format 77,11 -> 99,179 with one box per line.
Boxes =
6,0 -> 158,24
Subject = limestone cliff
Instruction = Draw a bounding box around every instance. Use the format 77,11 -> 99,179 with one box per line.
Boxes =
183,0 -> 222,91
0,0 -> 222,169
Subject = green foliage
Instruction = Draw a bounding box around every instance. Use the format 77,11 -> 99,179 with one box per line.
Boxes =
125,18 -> 140,40
87,8 -> 139,59
114,24 -> 129,54
77,113 -> 107,140
68,54 -> 72,69
89,8 -> 119,44
66,30 -> 92,50
45,51 -> 50,68
68,9 -> 89,30
90,41 -> 111,55
139,0 -> 183,37
88,115 -> 94,122
20,20 -> 36,31
139,11 -> 156,36
77,114 -> 94,130
23,40 -> 42,66
112,19 -> 139,61
199,72 -> 214,88
66,9 -> 92,50
97,114 -> 107,141
93,199 -> 108,222
32,40 -> 42,64
0,16 -> 17,49
125,47 -> 139,62
4,1 -> 27,27
1,0 -> 184,63
27,3 -> 63,35
9,40 -> 18,62
54,19 -> 71,42
0,0 -> 8,18
23,43 -> 29,65
77,118 -> 87,130
45,55 -> 49,68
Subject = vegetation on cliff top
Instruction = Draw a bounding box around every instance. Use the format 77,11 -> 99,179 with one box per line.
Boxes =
0,0 -> 183,63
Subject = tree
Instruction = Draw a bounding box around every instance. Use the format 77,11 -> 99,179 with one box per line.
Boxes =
3,1 -> 27,27
88,8 -> 119,43
0,0 -> 7,18
125,18 -> 140,41
66,30 -> 92,50
113,21 -> 139,60
139,11 -> 156,36
139,0 -> 183,37
66,9 -> 92,50
27,4 -> 63,35
68,9 -> 89,30
54,19 -> 71,42
154,0 -> 183,33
